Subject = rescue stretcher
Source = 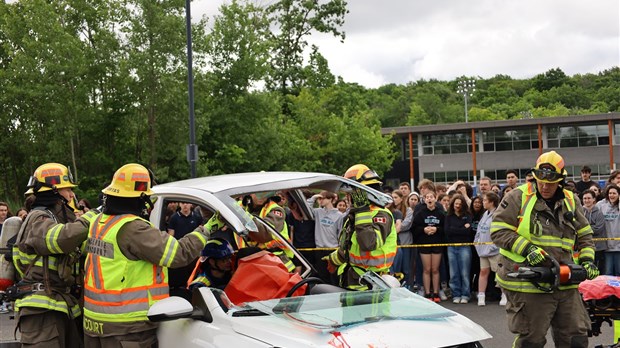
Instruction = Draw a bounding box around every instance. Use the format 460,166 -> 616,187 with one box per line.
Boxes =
579,276 -> 620,348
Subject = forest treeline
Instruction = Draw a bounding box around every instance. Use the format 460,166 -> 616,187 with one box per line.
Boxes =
1,0 -> 619,204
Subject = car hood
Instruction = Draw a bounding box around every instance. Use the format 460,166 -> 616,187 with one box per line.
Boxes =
231,289 -> 491,347
231,311 -> 491,347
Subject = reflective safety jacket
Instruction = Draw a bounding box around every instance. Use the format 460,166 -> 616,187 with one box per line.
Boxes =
491,182 -> 594,293
13,205 -> 90,319
330,206 -> 397,290
259,201 -> 295,272
83,214 -> 207,337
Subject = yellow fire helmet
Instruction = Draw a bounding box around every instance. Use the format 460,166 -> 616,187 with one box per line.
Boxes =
532,150 -> 567,183
102,163 -> 154,198
344,164 -> 382,186
27,163 -> 77,193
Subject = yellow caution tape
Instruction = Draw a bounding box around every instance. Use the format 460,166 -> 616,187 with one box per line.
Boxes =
297,237 -> 620,251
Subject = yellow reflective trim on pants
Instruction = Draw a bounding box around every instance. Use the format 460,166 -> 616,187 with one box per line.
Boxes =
614,320 -> 620,343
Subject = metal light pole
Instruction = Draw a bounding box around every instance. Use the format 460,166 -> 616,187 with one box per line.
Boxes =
185,0 -> 198,178
457,79 -> 476,123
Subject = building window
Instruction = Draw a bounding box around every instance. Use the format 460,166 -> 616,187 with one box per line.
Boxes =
482,128 -> 537,152
548,124 -> 608,148
399,136 -> 418,160
421,132 -> 472,156
565,163 -> 610,183
422,170 -> 480,185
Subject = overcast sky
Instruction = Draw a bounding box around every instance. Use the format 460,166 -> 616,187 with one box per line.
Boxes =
193,0 -> 620,88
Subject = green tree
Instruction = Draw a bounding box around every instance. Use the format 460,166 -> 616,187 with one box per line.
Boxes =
123,0 -> 208,179
205,0 -> 271,97
533,67 -> 569,91
266,0 -> 348,96
0,0 -> 93,201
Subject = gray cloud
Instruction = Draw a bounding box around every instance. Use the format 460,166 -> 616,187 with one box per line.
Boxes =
194,0 -> 620,87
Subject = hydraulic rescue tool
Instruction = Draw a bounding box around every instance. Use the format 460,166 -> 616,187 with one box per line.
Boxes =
507,254 -> 587,292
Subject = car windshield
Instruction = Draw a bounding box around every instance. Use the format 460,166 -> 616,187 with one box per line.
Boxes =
241,288 -> 455,330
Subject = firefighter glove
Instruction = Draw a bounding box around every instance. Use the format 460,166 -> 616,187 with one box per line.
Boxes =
206,211 -> 225,233
525,245 -> 547,265
350,187 -> 370,209
582,261 -> 599,280
321,255 -> 337,274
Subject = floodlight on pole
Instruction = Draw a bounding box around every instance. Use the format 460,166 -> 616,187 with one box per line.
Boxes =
457,79 -> 476,123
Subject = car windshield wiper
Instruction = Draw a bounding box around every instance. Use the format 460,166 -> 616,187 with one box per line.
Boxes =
231,308 -> 268,317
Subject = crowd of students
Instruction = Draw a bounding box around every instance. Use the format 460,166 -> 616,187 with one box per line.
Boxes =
379,166 -> 620,305
282,165 -> 620,306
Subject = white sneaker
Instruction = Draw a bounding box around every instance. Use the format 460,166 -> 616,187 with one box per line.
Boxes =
499,293 -> 507,306
417,287 -> 425,297
0,305 -> 8,314
477,293 -> 486,306
438,289 -> 448,301
460,298 -> 469,304
452,297 -> 461,304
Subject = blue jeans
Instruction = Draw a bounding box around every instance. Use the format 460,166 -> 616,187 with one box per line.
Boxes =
605,251 -> 620,276
447,246 -> 472,299
390,247 -> 411,284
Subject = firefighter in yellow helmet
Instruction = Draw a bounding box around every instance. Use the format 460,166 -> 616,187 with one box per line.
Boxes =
13,163 -> 97,347
324,164 -> 397,290
83,164 -> 210,347
490,151 -> 596,347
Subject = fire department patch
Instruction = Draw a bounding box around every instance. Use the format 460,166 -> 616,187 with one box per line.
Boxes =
272,210 -> 284,218
373,217 -> 387,224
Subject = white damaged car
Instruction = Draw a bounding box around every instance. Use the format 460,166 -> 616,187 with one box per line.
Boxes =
146,172 -> 492,347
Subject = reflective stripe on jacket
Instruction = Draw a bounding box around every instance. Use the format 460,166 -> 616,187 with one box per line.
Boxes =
13,208 -> 85,317
346,206 -> 397,273
260,201 -> 295,272
83,214 -> 168,324
491,182 -> 594,293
